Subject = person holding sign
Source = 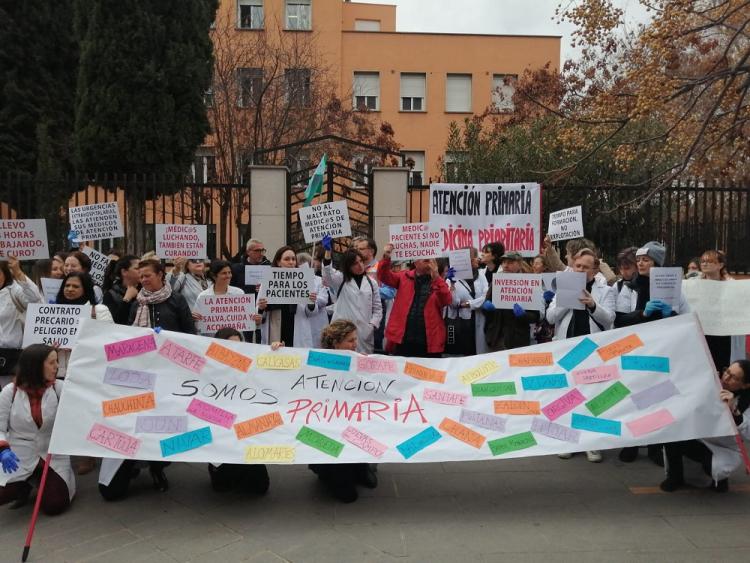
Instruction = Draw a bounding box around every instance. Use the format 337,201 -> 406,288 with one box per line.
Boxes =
0,257 -> 42,350
194,261 -> 261,337
0,344 -> 74,514
446,247 -> 489,355
321,236 -> 382,354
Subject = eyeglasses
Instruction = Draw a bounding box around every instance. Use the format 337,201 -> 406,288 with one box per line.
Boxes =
249,248 -> 266,253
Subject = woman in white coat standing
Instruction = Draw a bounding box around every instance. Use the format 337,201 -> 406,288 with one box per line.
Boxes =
446,247 -> 488,355
0,344 -> 74,514
321,237 -> 382,354
0,256 -> 42,350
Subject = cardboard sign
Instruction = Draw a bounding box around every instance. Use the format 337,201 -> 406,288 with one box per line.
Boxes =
22,303 -> 91,348
447,248 -> 473,280
195,293 -> 255,334
81,246 -> 110,286
69,202 -> 124,241
40,277 -> 62,304
245,265 -> 271,287
389,222 -> 442,261
260,267 -> 314,305
0,219 -> 49,260
555,271 -> 586,310
155,224 -> 208,259
682,279 -> 750,336
491,273 -> 543,310
650,267 -> 683,308
547,206 -> 584,242
298,200 -> 352,243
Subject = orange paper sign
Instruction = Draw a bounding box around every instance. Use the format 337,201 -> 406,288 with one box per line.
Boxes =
439,417 -> 486,449
102,392 -> 156,417
234,411 -> 284,440
403,361 -> 447,384
206,342 -> 252,372
597,334 -> 644,362
508,353 -> 553,367
493,400 -> 541,415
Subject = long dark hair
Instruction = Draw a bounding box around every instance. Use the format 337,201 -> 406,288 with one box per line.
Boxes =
56,272 -> 98,305
272,246 -> 296,267
341,249 -> 365,283
0,261 -> 13,290
214,327 -> 243,341
15,344 -> 55,389
733,359 -> 750,413
103,254 -> 139,291
482,242 -> 505,270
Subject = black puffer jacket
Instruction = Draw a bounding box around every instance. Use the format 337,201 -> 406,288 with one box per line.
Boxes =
123,292 -> 196,334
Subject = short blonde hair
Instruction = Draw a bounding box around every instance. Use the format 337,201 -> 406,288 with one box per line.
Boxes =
320,320 -> 357,350
574,248 -> 600,267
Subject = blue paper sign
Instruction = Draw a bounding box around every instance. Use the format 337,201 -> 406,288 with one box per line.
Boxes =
396,426 -> 442,459
571,413 -> 621,436
307,350 -> 352,371
521,374 -> 568,391
620,355 -> 670,373
160,427 -> 212,457
558,337 -> 598,371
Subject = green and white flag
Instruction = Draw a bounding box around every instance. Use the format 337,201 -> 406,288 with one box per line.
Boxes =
303,154 -> 327,206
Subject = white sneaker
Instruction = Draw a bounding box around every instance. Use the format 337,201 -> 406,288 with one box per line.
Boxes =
586,450 -> 603,463
558,452 -> 573,459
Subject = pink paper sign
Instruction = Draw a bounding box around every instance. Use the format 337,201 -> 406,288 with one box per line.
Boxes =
423,388 -> 468,406
626,409 -> 676,438
572,365 -> 619,385
104,334 -> 157,361
158,339 -> 206,373
356,356 -> 398,374
541,389 -> 586,421
342,426 -> 388,458
186,398 -> 237,429
86,423 -> 141,457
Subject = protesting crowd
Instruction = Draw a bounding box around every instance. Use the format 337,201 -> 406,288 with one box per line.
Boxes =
0,231 -> 748,513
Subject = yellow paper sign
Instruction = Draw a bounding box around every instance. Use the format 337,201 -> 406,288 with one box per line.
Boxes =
245,445 -> 295,463
459,360 -> 500,385
256,353 -> 303,370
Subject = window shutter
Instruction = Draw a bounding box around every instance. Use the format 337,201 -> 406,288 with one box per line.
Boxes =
446,74 -> 472,112
400,74 -> 425,98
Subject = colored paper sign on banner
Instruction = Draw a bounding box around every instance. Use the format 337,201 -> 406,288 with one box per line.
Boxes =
357,356 -> 398,374
459,409 -> 507,433
155,224 -> 208,259
494,400 -> 541,415
298,200 -> 352,243
389,222 -> 442,261
234,411 -> 284,440
160,427 -> 213,457
547,205 -> 584,243
488,431 -> 537,456
259,267 -> 314,305
158,339 -> 206,374
22,303 -> 91,348
541,389 -> 586,421
597,334 -> 644,361
459,359 -> 500,385
509,352 -> 553,367
585,381 -> 631,417
630,380 -> 680,410
530,417 -> 581,443
102,392 -> 156,417
471,381 -> 516,397
245,445 -> 295,463
104,333 -> 157,361
403,361 -> 446,384
196,294 -> 256,335
87,423 -> 141,456
256,353 -> 302,370
396,426 -> 442,459
620,355 -> 670,373
491,274 -> 544,311
135,416 -> 188,434
439,417 -> 486,449
423,388 -> 468,406
296,426 -> 345,458
521,374 -> 568,391
0,218 -> 49,260
558,337 -> 599,371
186,398 -> 237,429
571,413 -> 621,436
573,365 -> 619,385
103,367 -> 157,390
626,409 -> 676,438
342,426 -> 388,458
206,342 -> 253,372
68,202 -> 124,241
307,350 -> 352,371
80,246 -> 109,286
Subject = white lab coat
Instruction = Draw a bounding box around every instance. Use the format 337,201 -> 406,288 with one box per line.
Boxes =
259,278 -> 328,348
615,281 -> 691,315
546,276 -> 616,340
702,405 -> 750,481
195,285 -> 246,336
0,279 -> 42,348
0,380 -> 75,499
447,274 -> 489,355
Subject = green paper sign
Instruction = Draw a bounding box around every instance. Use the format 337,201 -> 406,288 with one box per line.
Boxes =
471,381 -> 517,397
296,426 -> 344,457
585,381 -> 631,417
488,431 -> 537,456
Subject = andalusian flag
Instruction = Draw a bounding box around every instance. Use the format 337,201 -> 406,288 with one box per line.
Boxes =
303,153 -> 327,206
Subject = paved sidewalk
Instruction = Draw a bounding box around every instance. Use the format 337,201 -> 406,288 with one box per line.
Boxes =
1,453 -> 749,563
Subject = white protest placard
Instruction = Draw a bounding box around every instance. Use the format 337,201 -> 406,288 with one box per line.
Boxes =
50,314 -> 736,465
548,206 -> 584,242
447,248 -> 473,280
298,200 -> 351,244
22,303 -> 91,348
155,224 -> 208,259
429,183 -> 541,257
69,202 -> 124,241
81,246 -> 110,286
492,274 -> 543,311
541,273 -> 557,291
260,267 -> 314,305
41,277 -> 62,304
245,265 -> 271,287
650,267 -> 683,307
682,279 -> 750,336
555,271 -> 586,310
196,294 -> 256,334
389,222 -> 442,261
0,219 -> 49,260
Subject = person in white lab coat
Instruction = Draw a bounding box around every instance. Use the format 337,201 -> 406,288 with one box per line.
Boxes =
0,256 -> 43,350
446,247 -> 489,355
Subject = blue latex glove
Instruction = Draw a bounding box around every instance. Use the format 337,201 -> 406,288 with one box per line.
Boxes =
482,300 -> 496,312
0,449 -> 19,474
543,290 -> 555,303
661,301 -> 673,317
321,235 -> 333,251
513,304 -> 526,318
446,267 -> 456,282
643,299 -> 664,317
379,285 -> 396,301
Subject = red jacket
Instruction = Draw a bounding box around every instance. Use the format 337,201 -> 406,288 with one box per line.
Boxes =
377,258 -> 453,354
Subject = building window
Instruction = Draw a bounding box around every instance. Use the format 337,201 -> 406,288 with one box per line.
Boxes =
238,68 -> 263,107
353,72 -> 379,111
204,86 -> 214,108
286,0 -> 311,30
192,153 -> 217,183
403,151 -> 425,186
354,19 -> 380,31
492,74 -> 517,112
401,73 -> 426,112
444,151 -> 467,182
446,74 -> 472,112
238,0 -> 263,29
286,68 -> 311,107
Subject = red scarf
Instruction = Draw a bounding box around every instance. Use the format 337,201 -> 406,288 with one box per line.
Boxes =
16,380 -> 55,429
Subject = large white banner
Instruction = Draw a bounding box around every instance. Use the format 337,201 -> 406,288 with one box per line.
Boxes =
683,279 -> 750,336
428,183 -> 541,257
49,315 -> 736,464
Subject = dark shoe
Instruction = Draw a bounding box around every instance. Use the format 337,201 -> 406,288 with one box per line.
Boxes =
329,479 -> 358,503
619,447 -> 639,463
245,464 -> 270,495
150,467 -> 169,492
659,477 -> 684,492
647,445 -> 664,467
355,464 -> 378,489
208,464 -> 233,493
712,478 -> 729,493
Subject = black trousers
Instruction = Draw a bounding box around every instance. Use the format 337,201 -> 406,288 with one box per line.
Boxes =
663,440 -> 713,481
99,460 -> 168,501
